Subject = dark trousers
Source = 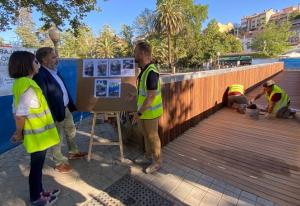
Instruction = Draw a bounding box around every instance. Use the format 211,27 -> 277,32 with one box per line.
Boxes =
29,149 -> 47,201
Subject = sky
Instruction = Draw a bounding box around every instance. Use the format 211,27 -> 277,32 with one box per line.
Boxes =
1,0 -> 300,43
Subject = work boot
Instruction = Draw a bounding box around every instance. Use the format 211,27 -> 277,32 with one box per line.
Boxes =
41,189 -> 61,198
145,162 -> 161,174
134,156 -> 152,164
68,151 -> 88,160
31,195 -> 58,206
54,163 -> 72,173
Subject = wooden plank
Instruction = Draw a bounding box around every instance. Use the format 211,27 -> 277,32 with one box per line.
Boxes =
161,71 -> 300,206
163,152 -> 299,206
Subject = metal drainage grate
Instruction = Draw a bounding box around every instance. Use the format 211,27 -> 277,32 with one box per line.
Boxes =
83,174 -> 173,206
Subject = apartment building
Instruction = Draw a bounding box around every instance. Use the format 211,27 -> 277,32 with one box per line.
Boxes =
239,4 -> 300,51
241,9 -> 274,32
270,6 -> 300,24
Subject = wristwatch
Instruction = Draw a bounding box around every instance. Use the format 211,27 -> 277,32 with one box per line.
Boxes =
137,111 -> 142,116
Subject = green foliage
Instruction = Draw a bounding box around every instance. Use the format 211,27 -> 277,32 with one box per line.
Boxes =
133,1 -> 241,71
0,0 -> 98,34
173,0 -> 208,67
133,9 -> 156,37
15,8 -> 52,48
95,25 -> 118,58
60,26 -> 96,58
8,0 -> 244,71
178,0 -> 208,37
223,34 -> 243,53
251,22 -> 293,57
15,8 -> 39,48
120,24 -> 134,57
200,20 -> 242,60
251,52 -> 270,58
59,25 -> 131,59
289,11 -> 300,21
147,36 -> 168,64
155,0 -> 185,71
155,0 -> 184,36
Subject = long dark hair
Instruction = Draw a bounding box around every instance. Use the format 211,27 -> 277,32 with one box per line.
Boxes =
8,51 -> 35,78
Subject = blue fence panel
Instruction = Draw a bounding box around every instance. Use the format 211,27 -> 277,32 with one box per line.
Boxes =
279,58 -> 300,70
0,95 -> 18,154
0,59 -> 90,154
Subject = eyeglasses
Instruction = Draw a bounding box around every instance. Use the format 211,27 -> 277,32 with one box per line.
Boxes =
34,59 -> 40,65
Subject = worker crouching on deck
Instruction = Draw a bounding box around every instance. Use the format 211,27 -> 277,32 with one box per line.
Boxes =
251,80 -> 296,119
227,84 -> 249,114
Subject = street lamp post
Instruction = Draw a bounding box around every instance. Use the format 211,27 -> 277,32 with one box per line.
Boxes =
48,26 -> 60,55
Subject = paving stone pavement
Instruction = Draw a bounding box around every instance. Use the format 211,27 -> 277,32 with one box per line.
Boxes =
0,117 -> 278,206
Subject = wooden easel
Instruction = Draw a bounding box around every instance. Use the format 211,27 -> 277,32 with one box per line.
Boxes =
87,111 -> 124,162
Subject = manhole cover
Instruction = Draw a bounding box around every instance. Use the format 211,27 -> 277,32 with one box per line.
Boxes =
83,175 -> 173,206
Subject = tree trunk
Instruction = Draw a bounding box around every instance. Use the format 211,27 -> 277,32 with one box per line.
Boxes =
167,33 -> 174,73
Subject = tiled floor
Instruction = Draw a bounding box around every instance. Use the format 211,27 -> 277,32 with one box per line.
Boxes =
0,116 -> 278,206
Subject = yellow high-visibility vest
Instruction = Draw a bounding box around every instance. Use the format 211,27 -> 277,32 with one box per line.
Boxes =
265,85 -> 290,115
137,64 -> 163,119
228,84 -> 244,95
13,77 -> 59,153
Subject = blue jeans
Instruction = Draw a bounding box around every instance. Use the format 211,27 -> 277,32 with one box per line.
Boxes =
29,149 -> 47,201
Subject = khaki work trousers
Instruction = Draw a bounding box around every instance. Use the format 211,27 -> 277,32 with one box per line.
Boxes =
138,118 -> 162,163
52,108 -> 79,165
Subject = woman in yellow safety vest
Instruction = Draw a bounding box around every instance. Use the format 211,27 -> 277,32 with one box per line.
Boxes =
8,51 -> 60,206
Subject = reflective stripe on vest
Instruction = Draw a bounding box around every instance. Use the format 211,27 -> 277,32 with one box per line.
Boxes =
266,85 -> 290,115
27,109 -> 51,119
13,77 -> 60,153
228,84 -> 244,95
137,64 -> 163,119
23,123 -> 56,135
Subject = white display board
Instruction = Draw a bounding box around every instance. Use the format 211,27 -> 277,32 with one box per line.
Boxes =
0,47 -> 36,96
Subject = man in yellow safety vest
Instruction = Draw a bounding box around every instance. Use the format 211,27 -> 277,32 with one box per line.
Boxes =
132,41 -> 163,174
251,80 -> 296,118
227,84 -> 249,113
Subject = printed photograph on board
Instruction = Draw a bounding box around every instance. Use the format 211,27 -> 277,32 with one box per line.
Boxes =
95,59 -> 108,77
94,79 -> 108,97
122,58 -> 135,76
108,79 -> 121,97
83,59 -> 94,77
123,59 -> 134,70
109,59 -> 122,76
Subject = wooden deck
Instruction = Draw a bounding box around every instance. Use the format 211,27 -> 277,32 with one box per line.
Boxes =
163,71 -> 300,206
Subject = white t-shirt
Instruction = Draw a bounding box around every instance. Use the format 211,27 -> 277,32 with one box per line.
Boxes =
13,87 -> 40,116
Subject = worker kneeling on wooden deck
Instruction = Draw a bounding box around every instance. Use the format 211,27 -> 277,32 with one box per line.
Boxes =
227,84 -> 249,114
251,80 -> 296,119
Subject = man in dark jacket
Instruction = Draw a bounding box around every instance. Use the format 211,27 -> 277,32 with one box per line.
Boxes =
33,47 -> 86,173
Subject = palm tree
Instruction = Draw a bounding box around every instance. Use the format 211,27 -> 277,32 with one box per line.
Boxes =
96,25 -> 117,58
155,0 -> 184,73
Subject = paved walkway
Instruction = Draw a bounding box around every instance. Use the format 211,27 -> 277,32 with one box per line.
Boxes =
0,116 -> 277,206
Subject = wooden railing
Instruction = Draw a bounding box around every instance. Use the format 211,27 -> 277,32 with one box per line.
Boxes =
158,62 -> 284,146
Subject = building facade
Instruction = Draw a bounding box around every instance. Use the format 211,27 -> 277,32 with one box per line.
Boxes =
239,4 -> 300,51
241,9 -> 275,32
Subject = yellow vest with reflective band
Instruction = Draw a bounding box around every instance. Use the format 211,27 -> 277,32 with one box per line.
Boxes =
265,85 -> 290,115
137,64 -> 163,119
13,77 -> 60,153
228,84 -> 244,95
